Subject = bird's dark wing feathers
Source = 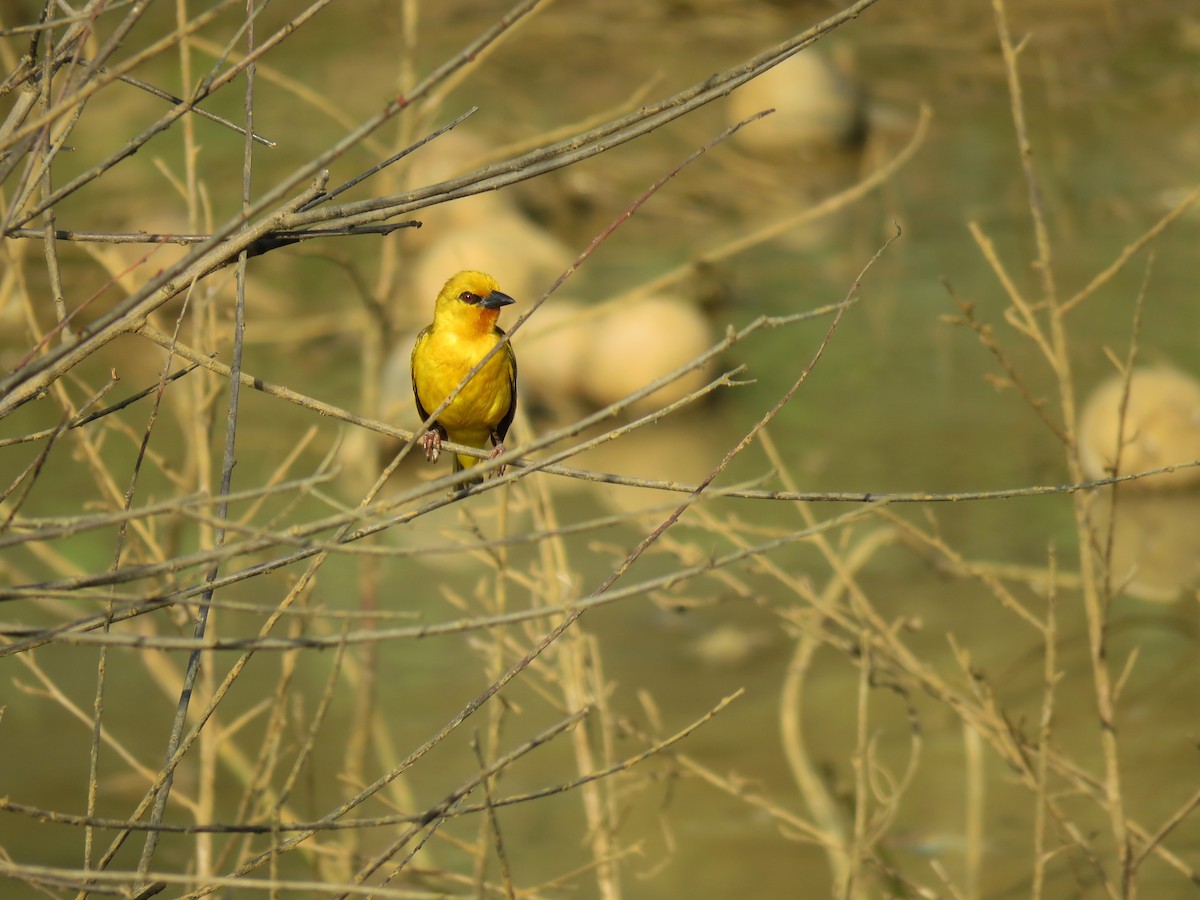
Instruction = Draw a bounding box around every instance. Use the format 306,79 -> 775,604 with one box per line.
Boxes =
493,325 -> 517,445
411,325 -> 434,424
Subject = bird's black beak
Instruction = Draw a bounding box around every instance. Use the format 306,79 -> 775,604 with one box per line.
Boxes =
480,290 -> 515,310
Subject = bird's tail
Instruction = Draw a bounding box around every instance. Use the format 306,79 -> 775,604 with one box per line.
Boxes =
452,453 -> 485,487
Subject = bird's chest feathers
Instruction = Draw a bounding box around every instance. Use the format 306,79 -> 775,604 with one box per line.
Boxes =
416,327 -> 511,431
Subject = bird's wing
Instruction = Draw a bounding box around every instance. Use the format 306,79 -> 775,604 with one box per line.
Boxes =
493,326 -> 517,444
410,325 -> 434,424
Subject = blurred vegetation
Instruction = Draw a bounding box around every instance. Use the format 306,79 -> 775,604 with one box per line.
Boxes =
1,0 -> 1198,898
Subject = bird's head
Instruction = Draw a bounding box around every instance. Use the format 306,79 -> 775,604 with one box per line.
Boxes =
434,270 -> 516,332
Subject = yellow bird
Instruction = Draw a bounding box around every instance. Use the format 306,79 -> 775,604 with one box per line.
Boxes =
410,270 -> 517,480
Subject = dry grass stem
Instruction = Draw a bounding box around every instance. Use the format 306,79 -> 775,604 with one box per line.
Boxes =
3,0 -> 1195,896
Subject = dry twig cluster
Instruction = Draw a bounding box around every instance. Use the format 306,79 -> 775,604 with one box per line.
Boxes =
1,0 -> 1197,898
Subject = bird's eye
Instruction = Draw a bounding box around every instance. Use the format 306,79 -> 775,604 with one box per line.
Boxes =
459,291 -> 480,304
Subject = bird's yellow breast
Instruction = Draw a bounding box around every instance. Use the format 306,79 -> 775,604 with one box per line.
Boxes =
411,325 -> 513,442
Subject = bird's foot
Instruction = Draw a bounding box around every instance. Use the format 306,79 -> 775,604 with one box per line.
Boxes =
421,428 -> 443,463
487,442 -> 507,478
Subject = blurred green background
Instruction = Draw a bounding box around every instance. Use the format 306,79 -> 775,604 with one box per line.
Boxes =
1,0 -> 1198,897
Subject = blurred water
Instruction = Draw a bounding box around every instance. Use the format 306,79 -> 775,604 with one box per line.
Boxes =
1,2 -> 1198,897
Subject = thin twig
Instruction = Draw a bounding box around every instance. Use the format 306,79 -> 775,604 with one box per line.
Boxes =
134,7 -> 262,885
0,0 -> 881,417
70,56 -> 275,146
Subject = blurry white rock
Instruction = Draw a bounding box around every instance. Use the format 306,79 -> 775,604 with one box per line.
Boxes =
406,131 -> 494,189
380,330 -> 419,428
403,131 -> 513,239
688,624 -> 772,668
409,215 -> 572,316
728,48 -> 864,155
1078,366 -> 1200,490
1087,492 -> 1200,603
333,330 -> 419,501
511,297 -> 592,414
579,293 -> 716,417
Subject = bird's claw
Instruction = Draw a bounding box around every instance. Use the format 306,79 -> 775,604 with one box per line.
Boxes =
421,429 -> 442,463
487,442 -> 507,478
